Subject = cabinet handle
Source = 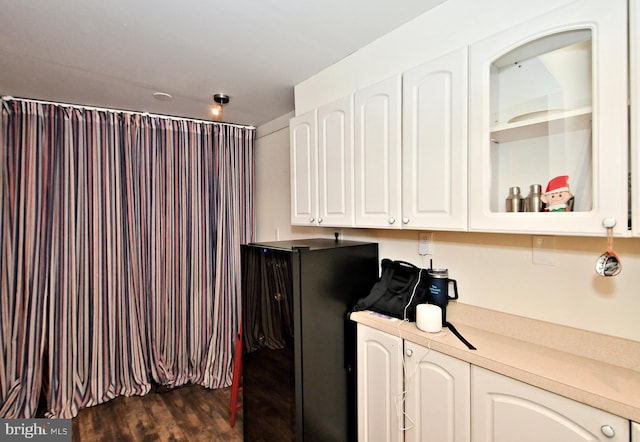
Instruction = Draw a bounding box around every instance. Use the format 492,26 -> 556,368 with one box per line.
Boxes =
309,217 -> 315,223
600,425 -> 615,438
405,348 -> 413,357
402,217 -> 409,224
388,217 -> 396,225
318,217 -> 323,224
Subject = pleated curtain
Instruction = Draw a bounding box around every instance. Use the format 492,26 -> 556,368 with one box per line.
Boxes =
0,98 -> 255,418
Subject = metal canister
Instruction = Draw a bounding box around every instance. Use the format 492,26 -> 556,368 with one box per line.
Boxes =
505,186 -> 524,212
525,184 -> 543,212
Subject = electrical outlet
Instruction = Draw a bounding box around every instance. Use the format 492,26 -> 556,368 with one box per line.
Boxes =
419,232 -> 432,255
532,235 -> 556,265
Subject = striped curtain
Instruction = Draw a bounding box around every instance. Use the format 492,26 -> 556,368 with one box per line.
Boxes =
0,99 -> 255,418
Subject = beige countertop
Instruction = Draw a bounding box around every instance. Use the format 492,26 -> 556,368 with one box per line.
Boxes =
350,303 -> 640,422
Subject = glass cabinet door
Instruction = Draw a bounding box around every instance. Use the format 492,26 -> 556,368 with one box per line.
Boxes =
489,30 -> 592,214
468,0 -> 628,236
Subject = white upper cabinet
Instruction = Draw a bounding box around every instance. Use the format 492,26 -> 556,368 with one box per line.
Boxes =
632,0 -> 640,237
317,95 -> 354,227
468,0 -> 629,236
290,96 -> 355,227
402,48 -> 468,230
354,75 -> 403,229
290,109 -> 318,225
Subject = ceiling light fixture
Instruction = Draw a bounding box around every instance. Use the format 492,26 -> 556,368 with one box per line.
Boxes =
153,92 -> 173,101
212,93 -> 230,120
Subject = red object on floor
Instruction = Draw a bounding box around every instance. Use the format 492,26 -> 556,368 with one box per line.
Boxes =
229,323 -> 243,427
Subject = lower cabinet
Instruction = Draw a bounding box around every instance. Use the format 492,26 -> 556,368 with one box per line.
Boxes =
472,366 -> 629,442
357,324 -> 470,442
357,324 -> 631,442
404,341 -> 471,442
632,422 -> 640,441
357,323 -> 404,442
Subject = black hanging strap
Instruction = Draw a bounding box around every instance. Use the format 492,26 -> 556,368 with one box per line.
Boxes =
445,321 -> 476,350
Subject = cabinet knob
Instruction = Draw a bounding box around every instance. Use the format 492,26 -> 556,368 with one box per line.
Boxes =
600,425 -> 615,438
318,217 -> 323,224
309,217 -> 315,223
405,348 -> 413,357
388,217 -> 396,225
601,218 -> 617,229
402,217 -> 409,224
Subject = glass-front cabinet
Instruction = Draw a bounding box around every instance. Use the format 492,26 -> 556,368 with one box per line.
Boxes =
468,0 -> 629,236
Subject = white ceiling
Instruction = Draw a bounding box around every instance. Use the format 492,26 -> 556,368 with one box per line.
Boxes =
0,0 -> 446,127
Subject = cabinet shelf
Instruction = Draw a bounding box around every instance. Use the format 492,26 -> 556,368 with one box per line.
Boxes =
490,107 -> 592,144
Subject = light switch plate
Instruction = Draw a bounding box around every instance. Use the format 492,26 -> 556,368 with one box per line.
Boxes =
532,236 -> 556,265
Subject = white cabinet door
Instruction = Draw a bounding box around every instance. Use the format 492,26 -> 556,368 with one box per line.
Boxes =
402,48 -> 468,231
317,95 -> 354,227
468,0 -> 628,236
357,324 -> 403,442
631,0 -> 640,237
632,421 -> 640,441
290,109 -> 318,226
354,75 -> 403,229
472,366 -> 629,442
290,96 -> 354,227
404,342 -> 471,442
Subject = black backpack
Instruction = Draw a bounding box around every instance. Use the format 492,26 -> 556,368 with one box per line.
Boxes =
353,259 -> 428,322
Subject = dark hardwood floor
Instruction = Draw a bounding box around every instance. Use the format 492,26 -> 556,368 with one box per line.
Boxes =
71,385 -> 242,441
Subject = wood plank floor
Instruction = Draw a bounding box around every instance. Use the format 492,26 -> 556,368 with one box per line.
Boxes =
71,385 -> 242,441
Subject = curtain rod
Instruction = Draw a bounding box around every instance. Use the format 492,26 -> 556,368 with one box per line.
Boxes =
1,96 -> 256,130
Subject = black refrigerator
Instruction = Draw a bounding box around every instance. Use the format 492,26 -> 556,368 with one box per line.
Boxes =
241,238 -> 379,442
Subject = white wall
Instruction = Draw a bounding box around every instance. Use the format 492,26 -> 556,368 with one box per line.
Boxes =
294,0 -> 579,115
255,0 -> 640,342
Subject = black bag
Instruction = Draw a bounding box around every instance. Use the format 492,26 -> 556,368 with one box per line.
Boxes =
353,259 -> 428,322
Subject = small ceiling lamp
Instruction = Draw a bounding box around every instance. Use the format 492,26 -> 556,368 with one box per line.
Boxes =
152,92 -> 173,101
212,93 -> 230,120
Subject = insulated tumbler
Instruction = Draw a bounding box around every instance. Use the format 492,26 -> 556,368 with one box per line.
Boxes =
426,269 -> 458,323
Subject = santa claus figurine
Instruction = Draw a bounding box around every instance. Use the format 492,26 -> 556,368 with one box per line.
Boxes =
541,175 -> 572,212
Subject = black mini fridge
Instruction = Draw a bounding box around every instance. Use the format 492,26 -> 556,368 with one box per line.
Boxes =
241,238 -> 379,442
